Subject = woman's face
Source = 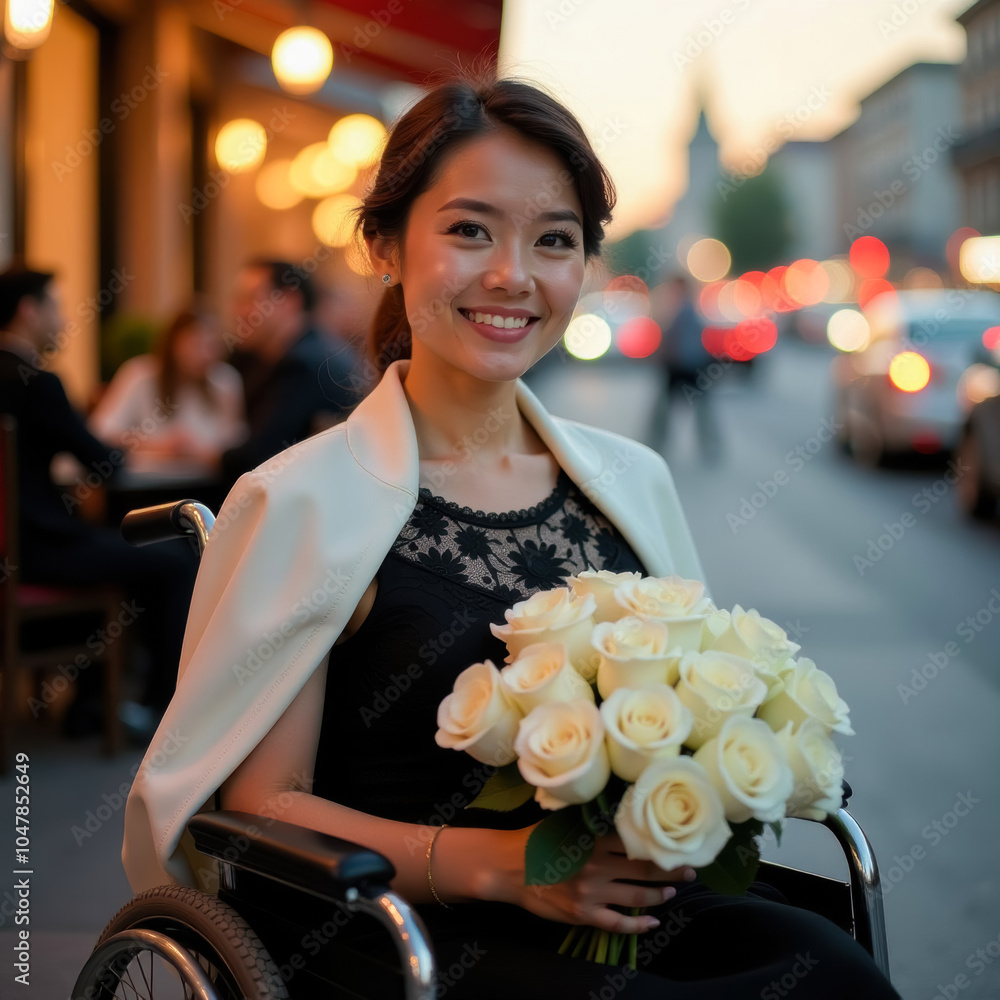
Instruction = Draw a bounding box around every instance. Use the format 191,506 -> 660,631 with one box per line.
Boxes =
173,321 -> 222,380
386,129 -> 587,383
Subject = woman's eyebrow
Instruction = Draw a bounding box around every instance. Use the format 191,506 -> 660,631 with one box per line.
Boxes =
436,197 -> 582,227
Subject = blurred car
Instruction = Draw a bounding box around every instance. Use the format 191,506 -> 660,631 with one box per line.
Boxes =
832,288 -> 1000,465
955,343 -> 1000,518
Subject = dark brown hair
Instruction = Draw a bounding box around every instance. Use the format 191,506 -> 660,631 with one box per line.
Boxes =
352,69 -> 617,379
156,304 -> 219,409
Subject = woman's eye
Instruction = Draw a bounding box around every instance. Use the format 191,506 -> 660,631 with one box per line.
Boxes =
447,221 -> 486,239
538,230 -> 580,249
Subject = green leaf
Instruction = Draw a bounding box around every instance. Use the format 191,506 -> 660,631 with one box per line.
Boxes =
524,805 -> 596,886
767,820 -> 783,848
695,819 -> 763,896
465,762 -> 534,812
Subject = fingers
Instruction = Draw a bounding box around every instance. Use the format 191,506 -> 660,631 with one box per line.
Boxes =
601,881 -> 677,911
589,906 -> 662,936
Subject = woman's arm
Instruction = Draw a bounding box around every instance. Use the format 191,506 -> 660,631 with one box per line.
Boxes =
220,578 -> 685,932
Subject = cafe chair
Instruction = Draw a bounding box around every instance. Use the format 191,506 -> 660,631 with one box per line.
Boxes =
70,499 -> 890,1000
0,415 -> 124,773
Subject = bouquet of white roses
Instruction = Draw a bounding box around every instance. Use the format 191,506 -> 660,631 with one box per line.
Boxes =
434,572 -> 853,967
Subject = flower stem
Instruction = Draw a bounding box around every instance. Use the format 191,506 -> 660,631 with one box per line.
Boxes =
558,926 -> 578,956
586,928 -> 599,963
571,929 -> 589,959
595,930 -> 609,964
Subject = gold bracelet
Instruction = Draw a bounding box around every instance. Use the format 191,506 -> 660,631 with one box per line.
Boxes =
426,824 -> 452,908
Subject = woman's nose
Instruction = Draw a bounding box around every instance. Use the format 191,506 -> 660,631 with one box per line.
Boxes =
484,243 -> 534,294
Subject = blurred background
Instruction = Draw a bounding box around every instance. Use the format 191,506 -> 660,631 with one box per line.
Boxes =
1,0 -> 999,998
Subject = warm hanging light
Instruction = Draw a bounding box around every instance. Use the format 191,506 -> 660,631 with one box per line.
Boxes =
215,119 -> 267,173
312,194 -> 362,247
4,0 -> 55,50
328,114 -> 387,167
271,26 -> 333,95
255,159 -> 303,210
290,142 -> 356,198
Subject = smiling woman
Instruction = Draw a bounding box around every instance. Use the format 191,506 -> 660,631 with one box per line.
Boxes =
122,69 -> 900,1000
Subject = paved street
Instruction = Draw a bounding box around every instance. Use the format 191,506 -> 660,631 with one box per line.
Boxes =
2,337 -> 998,999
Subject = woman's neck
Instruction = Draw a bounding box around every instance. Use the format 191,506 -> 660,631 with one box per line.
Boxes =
401,355 -> 543,468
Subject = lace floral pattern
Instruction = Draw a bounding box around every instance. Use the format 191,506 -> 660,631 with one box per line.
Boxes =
392,469 -> 641,603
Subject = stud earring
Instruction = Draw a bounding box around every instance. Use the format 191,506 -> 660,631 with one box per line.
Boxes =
382,273 -> 391,284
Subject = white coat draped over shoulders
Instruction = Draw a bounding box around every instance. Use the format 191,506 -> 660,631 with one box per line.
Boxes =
121,359 -> 709,893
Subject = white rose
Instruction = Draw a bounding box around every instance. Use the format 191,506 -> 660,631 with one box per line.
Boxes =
500,642 -> 595,714
774,719 -> 845,820
614,576 -> 714,652
675,650 -> 768,750
435,660 -> 523,766
615,756 -> 732,870
703,605 -> 802,664
592,616 -> 678,698
515,699 -> 610,810
490,587 -> 599,680
757,658 -> 854,736
599,684 -> 693,782
567,569 -> 642,623
693,715 -> 794,824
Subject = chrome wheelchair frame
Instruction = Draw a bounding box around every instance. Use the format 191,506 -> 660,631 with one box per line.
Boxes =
71,500 -> 890,1000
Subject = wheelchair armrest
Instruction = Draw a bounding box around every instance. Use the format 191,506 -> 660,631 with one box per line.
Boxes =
186,810 -> 395,901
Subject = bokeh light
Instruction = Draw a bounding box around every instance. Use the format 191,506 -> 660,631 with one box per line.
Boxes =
723,326 -> 755,361
271,26 -> 333,95
686,238 -> 731,282
732,275 -> 763,317
312,194 -> 362,247
858,278 -> 896,310
255,159 -> 303,210
888,351 -> 931,392
849,236 -> 890,279
902,267 -> 943,289
762,266 -> 796,312
215,119 -> 267,173
290,142 -> 356,198
698,282 -> 727,322
616,316 -> 661,359
827,308 -> 870,352
328,114 -> 387,167
4,0 -> 54,49
958,364 -> 1000,407
564,314 -> 612,360
959,236 -> 1000,284
783,259 -> 829,306
984,326 -> 1000,351
734,317 -> 777,355
820,259 -> 854,302
946,227 -> 980,273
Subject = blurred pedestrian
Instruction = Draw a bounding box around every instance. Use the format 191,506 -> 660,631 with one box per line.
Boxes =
0,266 -> 198,736
89,304 -> 247,473
649,274 -> 721,461
221,259 -> 359,487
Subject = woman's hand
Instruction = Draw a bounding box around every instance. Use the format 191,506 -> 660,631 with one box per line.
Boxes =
491,824 -> 695,936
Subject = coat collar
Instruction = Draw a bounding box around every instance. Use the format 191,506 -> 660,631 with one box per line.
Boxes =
344,358 -> 602,497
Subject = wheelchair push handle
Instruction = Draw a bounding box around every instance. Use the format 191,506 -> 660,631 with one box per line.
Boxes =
120,499 -> 216,556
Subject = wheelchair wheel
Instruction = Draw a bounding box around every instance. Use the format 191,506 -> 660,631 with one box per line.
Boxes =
74,885 -> 289,999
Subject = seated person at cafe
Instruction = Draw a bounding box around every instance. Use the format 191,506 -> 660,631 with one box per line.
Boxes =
220,259 -> 358,488
0,265 -> 198,734
89,303 -> 247,473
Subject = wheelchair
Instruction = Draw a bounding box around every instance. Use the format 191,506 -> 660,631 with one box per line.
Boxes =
71,500 -> 891,1000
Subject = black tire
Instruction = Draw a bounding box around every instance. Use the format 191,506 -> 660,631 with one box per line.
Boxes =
956,429 -> 998,519
80,885 -> 289,1000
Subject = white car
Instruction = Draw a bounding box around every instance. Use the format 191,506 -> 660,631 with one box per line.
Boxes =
832,288 -> 1000,465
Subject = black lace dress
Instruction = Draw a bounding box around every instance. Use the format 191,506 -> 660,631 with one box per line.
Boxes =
313,470 -> 900,999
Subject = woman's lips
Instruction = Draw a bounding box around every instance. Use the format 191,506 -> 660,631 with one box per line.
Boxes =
458,309 -> 539,343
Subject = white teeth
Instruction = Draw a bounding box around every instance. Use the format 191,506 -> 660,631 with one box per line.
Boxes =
464,309 -> 529,329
